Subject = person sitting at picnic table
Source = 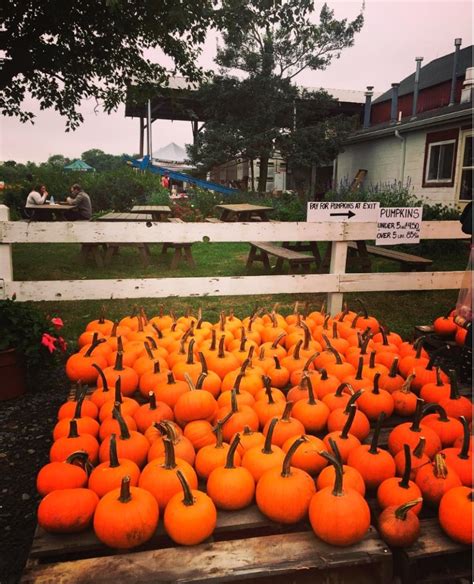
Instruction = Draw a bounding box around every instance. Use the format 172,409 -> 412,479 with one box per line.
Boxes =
64,183 -> 92,220
26,184 -> 49,207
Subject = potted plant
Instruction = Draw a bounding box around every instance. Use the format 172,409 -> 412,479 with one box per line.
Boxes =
0,296 -> 67,400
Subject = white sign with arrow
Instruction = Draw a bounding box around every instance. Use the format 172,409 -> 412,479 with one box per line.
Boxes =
307,201 -> 380,223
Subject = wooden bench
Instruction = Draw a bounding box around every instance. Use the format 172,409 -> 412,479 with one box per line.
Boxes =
246,242 -> 317,273
162,218 -> 196,269
347,242 -> 433,272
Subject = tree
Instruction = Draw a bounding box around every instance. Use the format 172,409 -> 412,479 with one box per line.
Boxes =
81,149 -> 124,172
45,154 -> 71,168
191,1 -> 364,191
1,0 -> 217,129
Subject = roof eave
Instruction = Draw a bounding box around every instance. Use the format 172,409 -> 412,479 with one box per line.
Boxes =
344,107 -> 473,144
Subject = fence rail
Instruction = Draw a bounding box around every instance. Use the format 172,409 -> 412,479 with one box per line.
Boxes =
0,205 -> 468,313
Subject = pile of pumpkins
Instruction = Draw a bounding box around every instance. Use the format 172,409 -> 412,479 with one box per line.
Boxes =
36,303 -> 473,550
433,308 -> 469,346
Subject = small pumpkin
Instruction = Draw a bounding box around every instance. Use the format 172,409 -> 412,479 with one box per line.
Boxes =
378,499 -> 422,547
38,488 -> 99,534
438,486 -> 473,544
94,476 -> 159,549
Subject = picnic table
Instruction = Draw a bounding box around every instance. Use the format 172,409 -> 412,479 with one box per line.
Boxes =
213,203 -> 274,222
130,205 -> 172,222
93,213 -> 154,266
25,203 -> 74,221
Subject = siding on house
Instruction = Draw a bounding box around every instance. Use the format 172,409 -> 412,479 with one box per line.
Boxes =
336,123 -> 465,205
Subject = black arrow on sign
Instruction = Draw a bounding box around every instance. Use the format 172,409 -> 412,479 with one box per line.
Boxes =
330,210 -> 356,219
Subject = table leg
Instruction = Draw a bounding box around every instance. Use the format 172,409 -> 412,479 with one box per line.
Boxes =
355,241 -> 371,272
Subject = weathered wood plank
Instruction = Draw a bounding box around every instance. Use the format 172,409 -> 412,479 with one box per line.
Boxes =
1,218 -> 468,245
403,518 -> 470,559
22,528 -> 391,584
4,269 -> 465,302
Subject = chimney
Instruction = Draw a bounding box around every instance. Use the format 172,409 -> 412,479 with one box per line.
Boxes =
449,38 -> 462,106
390,83 -> 400,124
363,86 -> 374,128
411,57 -> 424,119
460,67 -> 474,104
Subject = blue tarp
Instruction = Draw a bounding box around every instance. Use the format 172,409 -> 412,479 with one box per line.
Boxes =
126,155 -> 239,196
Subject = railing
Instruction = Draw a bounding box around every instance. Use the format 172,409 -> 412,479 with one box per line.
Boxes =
0,205 -> 469,313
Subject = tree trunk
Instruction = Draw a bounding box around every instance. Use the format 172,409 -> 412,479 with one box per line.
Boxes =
250,159 -> 255,192
258,154 -> 269,193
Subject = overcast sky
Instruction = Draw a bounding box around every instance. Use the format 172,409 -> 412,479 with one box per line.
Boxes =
1,0 -> 472,163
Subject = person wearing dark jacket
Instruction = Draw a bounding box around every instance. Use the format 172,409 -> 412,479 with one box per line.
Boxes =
65,184 -> 92,220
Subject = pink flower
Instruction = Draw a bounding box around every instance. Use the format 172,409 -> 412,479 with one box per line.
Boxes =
58,336 -> 68,352
51,317 -> 64,330
41,333 -> 57,354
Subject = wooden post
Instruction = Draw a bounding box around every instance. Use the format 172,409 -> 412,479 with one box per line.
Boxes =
327,240 -> 348,315
0,205 -> 13,299
139,117 -> 144,158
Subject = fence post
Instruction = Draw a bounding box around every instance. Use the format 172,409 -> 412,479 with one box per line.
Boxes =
0,205 -> 13,299
327,240 -> 348,315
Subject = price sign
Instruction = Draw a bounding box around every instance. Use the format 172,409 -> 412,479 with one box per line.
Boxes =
376,207 -> 423,245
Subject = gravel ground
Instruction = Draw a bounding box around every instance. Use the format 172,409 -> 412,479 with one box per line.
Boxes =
0,369 -> 69,584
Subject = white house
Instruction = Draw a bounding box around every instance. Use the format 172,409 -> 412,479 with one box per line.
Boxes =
336,42 -> 473,207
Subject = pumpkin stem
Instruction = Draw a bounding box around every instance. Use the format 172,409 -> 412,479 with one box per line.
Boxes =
114,377 -> 123,404
118,475 -> 132,503
401,374 -> 415,395
263,376 -> 275,404
225,434 -> 241,469
152,360 -> 161,374
148,392 -> 157,410
262,417 -> 278,454
66,451 -> 93,475
340,404 -> 357,439
217,335 -> 226,359
422,403 -> 449,422
113,405 -> 131,440
292,339 -> 303,360
281,436 -> 307,478
146,336 -> 158,350
271,332 -> 286,348
458,416 -> 470,460
176,469 -> 195,507
388,357 -> 399,378
108,433 -> 120,468
162,437 -> 177,470
303,352 -> 320,371
355,357 -> 364,380
327,346 -> 343,365
410,398 -> 425,432
197,351 -> 209,376
238,328 -> 247,352
394,498 -> 423,520
304,375 -> 317,406
448,369 -> 460,400
273,356 -> 282,370
184,372 -> 197,391
151,323 -> 164,339
413,436 -> 426,459
67,419 -> 79,439
114,350 -> 124,372
196,371 -> 207,390
144,342 -> 154,360
328,437 -> 343,467
372,372 -> 381,395
433,453 -> 448,479
213,414 -> 231,448
368,412 -> 386,454
73,388 -> 87,419
335,382 -> 352,398
84,335 -> 104,357
320,368 -> 329,381
319,450 -> 345,497
399,444 -> 412,489
301,322 -> 311,350
186,339 -> 196,365
230,389 -> 239,414
343,388 -> 362,414
281,401 -> 293,422
166,371 -> 176,385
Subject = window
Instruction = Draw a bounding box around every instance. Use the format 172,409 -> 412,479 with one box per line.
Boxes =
422,129 -> 459,188
459,134 -> 473,201
426,141 -> 456,182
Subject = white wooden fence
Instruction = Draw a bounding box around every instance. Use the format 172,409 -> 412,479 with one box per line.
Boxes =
0,205 -> 469,313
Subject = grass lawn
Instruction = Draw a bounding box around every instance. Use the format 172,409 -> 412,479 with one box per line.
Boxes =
12,240 -> 468,344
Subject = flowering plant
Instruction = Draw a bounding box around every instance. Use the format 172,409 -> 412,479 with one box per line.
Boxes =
0,297 -> 67,373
